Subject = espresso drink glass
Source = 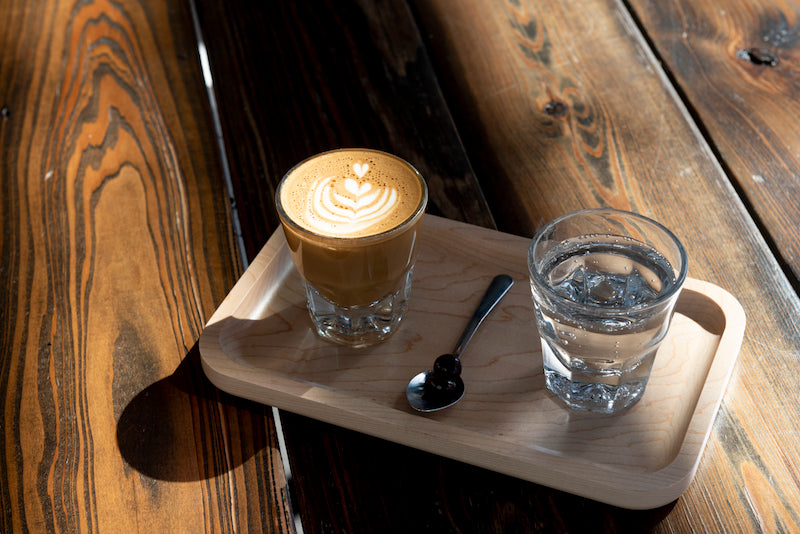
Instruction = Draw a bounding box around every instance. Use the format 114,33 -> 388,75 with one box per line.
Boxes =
528,209 -> 687,414
276,149 -> 428,348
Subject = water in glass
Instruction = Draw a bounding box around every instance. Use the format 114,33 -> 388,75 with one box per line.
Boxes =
533,236 -> 679,413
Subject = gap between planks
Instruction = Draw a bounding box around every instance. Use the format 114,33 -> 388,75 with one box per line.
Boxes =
187,0 -> 303,532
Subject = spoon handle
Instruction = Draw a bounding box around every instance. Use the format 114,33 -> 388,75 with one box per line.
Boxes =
452,274 -> 514,358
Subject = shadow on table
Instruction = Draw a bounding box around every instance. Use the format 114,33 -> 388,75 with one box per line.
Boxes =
116,343 -> 272,482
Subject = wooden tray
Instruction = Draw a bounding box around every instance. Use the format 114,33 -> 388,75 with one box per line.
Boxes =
199,215 -> 745,509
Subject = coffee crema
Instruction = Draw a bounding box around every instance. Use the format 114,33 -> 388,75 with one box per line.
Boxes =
278,149 -> 424,238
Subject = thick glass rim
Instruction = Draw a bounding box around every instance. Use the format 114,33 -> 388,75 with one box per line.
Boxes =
275,148 -> 428,246
528,208 -> 689,312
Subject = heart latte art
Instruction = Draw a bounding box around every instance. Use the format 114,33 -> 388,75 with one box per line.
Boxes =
310,174 -> 399,234
278,150 -> 425,238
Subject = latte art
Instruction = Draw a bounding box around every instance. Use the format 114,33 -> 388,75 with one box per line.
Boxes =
309,172 -> 399,234
278,150 -> 424,239
353,163 -> 369,178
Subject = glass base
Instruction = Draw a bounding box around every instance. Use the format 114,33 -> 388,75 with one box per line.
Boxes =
304,271 -> 412,348
541,340 -> 654,414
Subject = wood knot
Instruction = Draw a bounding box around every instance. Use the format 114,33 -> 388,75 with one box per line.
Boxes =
544,100 -> 568,117
737,48 -> 778,66
0,106 -> 9,120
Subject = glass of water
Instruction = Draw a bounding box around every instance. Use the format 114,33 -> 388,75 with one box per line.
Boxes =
528,208 -> 688,414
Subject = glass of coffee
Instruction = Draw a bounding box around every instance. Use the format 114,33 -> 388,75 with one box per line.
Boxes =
276,149 -> 428,348
528,209 -> 688,414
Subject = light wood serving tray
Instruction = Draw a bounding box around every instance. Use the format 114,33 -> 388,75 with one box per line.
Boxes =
199,215 -> 745,509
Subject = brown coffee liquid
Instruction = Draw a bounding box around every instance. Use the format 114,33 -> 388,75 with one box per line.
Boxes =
277,149 -> 427,307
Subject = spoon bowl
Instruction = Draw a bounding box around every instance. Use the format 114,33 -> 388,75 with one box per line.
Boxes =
406,274 -> 514,412
406,370 -> 465,412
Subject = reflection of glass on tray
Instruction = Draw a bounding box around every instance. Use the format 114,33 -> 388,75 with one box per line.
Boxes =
199,215 -> 745,509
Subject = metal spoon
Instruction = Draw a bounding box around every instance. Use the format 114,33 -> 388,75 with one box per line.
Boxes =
406,274 -> 514,412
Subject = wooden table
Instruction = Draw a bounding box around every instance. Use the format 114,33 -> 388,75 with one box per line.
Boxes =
3,0 -> 800,531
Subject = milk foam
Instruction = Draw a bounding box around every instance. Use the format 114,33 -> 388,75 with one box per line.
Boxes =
279,150 -> 423,238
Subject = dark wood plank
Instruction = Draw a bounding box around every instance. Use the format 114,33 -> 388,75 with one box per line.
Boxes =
411,0 -> 800,531
626,0 -> 800,290
192,0 -> 494,262
0,0 -> 291,531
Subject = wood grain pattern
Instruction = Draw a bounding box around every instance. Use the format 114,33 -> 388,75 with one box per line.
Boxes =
0,0 -> 291,531
200,215 -> 746,510
13,0 -> 788,530
626,0 -> 800,288
412,0 -> 800,531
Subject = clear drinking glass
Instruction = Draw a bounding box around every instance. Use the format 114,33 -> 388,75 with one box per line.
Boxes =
528,208 -> 688,414
275,149 -> 428,348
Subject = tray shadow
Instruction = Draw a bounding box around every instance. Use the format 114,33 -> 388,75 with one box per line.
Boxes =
116,343 -> 273,482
